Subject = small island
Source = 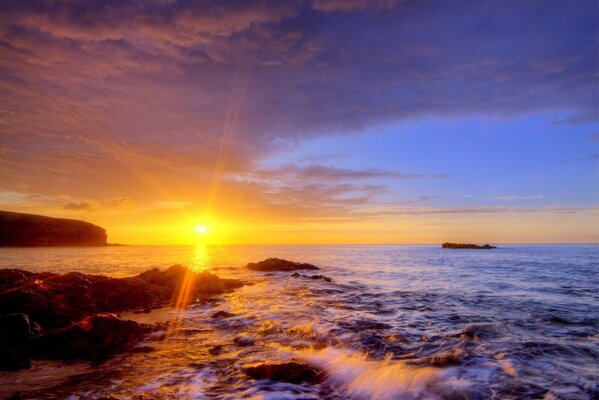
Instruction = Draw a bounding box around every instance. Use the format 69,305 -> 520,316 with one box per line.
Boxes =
442,242 -> 497,249
0,210 -> 107,246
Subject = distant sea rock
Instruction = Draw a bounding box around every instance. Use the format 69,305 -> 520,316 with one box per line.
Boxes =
442,243 -> 497,249
0,265 -> 243,370
0,210 -> 107,246
246,258 -> 320,271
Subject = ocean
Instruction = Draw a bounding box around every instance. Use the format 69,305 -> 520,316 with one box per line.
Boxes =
0,245 -> 597,399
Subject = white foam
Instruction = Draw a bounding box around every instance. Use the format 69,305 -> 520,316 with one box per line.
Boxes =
295,347 -> 471,400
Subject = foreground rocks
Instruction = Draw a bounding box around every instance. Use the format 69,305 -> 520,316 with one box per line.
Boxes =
0,210 -> 107,246
246,258 -> 320,271
242,360 -> 323,384
0,265 -> 243,370
442,243 -> 496,249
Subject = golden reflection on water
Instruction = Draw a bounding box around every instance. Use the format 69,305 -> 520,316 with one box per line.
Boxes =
191,244 -> 210,272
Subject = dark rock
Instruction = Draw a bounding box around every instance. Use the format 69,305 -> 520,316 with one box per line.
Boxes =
290,272 -> 332,282
208,345 -> 224,355
0,313 -> 32,345
246,258 -> 319,272
211,310 -> 236,319
242,360 -> 322,384
442,242 -> 496,249
0,210 -> 107,247
30,314 -> 151,361
0,265 -> 244,370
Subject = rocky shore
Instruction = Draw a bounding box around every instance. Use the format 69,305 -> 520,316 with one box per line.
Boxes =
0,265 -> 243,370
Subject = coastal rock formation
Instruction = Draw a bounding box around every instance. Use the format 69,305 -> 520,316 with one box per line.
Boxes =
442,243 -> 496,249
242,360 -> 322,384
0,265 -> 243,370
291,272 -> 332,282
246,258 -> 320,271
0,210 -> 107,246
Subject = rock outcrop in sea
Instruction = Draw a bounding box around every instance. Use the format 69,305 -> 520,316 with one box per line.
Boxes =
0,265 -> 243,370
442,243 -> 497,249
0,210 -> 107,246
246,258 -> 320,271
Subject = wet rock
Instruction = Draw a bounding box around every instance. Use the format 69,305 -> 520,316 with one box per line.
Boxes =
291,273 -> 332,282
246,258 -> 320,272
208,345 -> 224,355
0,265 -> 244,369
30,314 -> 152,361
0,313 -> 33,345
442,242 -> 496,249
242,360 -> 322,384
233,334 -> 256,346
211,310 -> 236,319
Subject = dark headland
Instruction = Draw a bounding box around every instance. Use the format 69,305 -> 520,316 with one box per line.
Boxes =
0,210 -> 107,246
442,242 -> 497,249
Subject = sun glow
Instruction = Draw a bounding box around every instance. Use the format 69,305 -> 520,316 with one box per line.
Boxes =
196,226 -> 206,234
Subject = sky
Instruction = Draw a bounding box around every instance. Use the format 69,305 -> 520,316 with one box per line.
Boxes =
0,0 -> 598,244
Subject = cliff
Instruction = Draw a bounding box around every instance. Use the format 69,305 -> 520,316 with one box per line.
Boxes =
0,211 -> 107,246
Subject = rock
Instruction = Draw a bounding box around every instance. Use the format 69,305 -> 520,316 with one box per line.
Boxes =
291,273 -> 332,282
208,345 -> 224,355
242,360 -> 322,384
30,314 -> 151,361
233,334 -> 256,346
0,313 -> 33,345
211,310 -> 236,319
0,210 -> 107,246
442,243 -> 496,249
0,265 -> 244,369
246,258 -> 319,272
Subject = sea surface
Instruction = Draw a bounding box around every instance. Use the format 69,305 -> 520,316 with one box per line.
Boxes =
0,245 -> 597,400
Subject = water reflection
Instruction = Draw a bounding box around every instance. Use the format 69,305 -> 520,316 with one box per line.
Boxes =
191,244 -> 210,272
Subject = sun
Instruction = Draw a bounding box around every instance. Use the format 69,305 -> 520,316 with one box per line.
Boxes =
196,226 -> 206,234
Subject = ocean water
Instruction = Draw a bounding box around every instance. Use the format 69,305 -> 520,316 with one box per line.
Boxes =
0,245 -> 597,399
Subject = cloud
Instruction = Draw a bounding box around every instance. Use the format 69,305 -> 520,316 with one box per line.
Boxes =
62,201 -> 99,212
0,0 -> 596,226
62,197 -> 136,213
489,195 -> 544,201
418,195 -> 441,201
257,164 -> 448,181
